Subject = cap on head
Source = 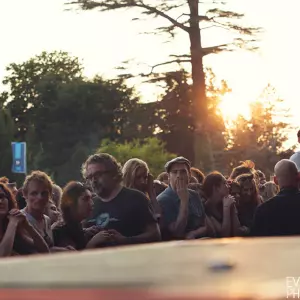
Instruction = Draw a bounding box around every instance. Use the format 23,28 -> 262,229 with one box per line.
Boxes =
165,156 -> 191,173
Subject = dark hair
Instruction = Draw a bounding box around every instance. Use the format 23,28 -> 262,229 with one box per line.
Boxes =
157,172 -> 168,182
297,130 -> 300,138
0,183 -> 17,230
191,167 -> 205,184
153,180 -> 168,197
61,181 -> 88,222
16,188 -> 26,209
82,153 -> 123,183
202,172 -> 225,198
235,173 -> 261,206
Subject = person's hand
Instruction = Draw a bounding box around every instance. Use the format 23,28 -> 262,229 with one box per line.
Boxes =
107,229 -> 127,244
204,217 -> 215,237
84,226 -> 101,239
8,209 -> 27,226
176,178 -> 189,202
185,231 -> 198,240
66,245 -> 77,251
223,195 -> 235,208
92,230 -> 111,245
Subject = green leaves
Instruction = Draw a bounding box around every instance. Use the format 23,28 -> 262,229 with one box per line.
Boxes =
98,137 -> 176,176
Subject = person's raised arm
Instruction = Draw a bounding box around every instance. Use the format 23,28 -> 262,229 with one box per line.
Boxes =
0,213 -> 19,257
221,196 -> 234,237
168,179 -> 189,238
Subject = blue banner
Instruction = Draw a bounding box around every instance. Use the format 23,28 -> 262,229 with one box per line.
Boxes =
11,142 -> 27,174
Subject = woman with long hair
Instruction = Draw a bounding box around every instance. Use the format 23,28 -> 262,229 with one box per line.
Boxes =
235,173 -> 262,231
0,183 -> 49,257
203,172 -> 241,238
52,181 -> 110,250
122,158 -> 161,218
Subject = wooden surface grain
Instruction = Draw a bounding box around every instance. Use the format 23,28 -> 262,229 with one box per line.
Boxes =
0,237 -> 297,299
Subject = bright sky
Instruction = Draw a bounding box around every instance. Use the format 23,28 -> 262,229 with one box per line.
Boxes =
0,0 -> 298,147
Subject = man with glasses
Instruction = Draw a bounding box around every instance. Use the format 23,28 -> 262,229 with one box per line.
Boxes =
82,153 -> 161,247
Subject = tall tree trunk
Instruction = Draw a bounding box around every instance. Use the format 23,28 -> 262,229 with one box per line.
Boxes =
188,0 -> 213,170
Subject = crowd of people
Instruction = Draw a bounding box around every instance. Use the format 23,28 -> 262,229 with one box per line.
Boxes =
0,149 -> 299,257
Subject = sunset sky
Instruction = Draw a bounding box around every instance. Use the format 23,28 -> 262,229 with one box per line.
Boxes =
0,0 -> 298,147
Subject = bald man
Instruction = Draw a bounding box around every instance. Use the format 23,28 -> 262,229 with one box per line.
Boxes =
251,159 -> 300,236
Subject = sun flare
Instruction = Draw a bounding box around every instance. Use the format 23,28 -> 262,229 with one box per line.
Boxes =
219,93 -> 251,123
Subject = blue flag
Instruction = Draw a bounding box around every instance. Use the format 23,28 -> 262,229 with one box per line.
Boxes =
11,142 -> 27,174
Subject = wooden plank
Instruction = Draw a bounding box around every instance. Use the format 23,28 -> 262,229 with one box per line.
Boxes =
0,237 -> 296,299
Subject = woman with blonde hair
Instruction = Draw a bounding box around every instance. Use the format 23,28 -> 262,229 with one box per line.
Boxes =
261,181 -> 279,202
122,158 -> 161,219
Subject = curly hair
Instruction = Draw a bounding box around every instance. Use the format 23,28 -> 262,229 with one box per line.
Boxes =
0,183 -> 17,230
230,160 -> 256,180
22,171 -> 54,196
81,153 -> 123,183
235,173 -> 261,206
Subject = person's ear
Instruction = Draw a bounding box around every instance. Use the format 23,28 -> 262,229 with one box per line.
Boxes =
274,176 -> 278,185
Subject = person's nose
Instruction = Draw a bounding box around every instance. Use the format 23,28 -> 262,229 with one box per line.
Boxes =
37,193 -> 44,200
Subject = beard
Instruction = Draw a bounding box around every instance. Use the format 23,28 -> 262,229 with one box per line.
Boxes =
92,181 -> 111,198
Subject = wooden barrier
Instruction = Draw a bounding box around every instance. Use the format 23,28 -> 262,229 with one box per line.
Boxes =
0,237 -> 297,299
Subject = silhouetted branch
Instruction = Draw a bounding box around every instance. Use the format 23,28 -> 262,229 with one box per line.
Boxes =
142,59 -> 191,76
68,0 -> 189,32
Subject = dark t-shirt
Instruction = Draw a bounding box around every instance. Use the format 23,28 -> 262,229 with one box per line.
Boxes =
86,187 -> 157,237
251,188 -> 300,236
52,221 -> 86,250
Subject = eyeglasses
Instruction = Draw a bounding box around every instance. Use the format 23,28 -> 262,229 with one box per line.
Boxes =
85,170 -> 110,182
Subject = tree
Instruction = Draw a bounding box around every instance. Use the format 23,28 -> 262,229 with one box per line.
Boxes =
1,51 -> 141,185
98,137 -> 176,176
1,51 -> 83,140
28,75 -> 140,185
0,109 -> 15,178
68,0 -> 261,165
224,84 -> 293,177
127,68 -> 228,170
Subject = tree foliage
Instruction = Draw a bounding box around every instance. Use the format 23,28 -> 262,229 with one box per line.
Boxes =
98,137 -> 176,176
1,51 -> 140,185
68,0 -> 262,165
2,51 -> 83,141
222,84 -> 293,177
0,109 -> 15,179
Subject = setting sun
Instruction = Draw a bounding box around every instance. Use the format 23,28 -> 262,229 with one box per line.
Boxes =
219,93 -> 251,122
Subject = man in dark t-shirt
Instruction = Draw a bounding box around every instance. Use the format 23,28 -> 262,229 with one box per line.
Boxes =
82,153 -> 161,247
251,159 -> 300,236
87,188 -> 156,238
